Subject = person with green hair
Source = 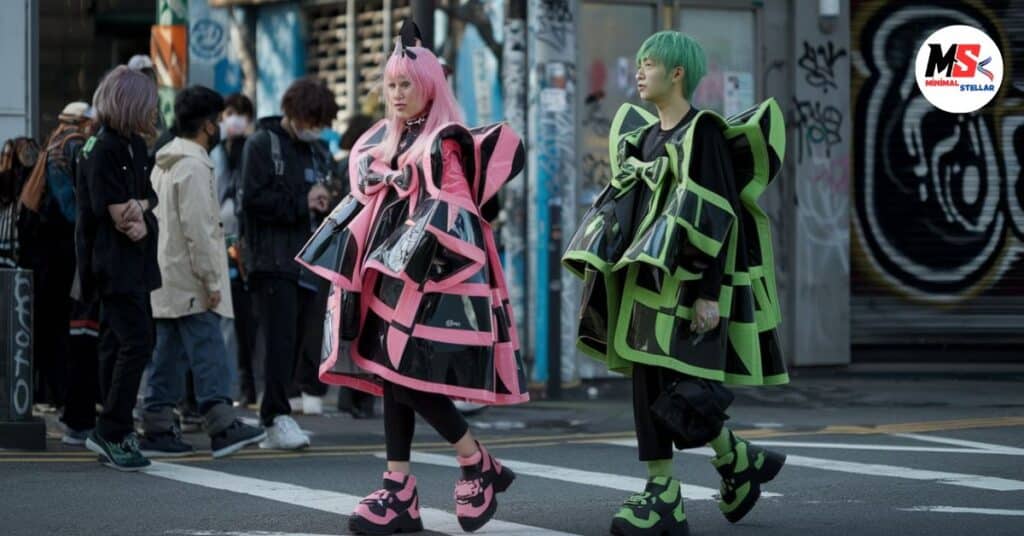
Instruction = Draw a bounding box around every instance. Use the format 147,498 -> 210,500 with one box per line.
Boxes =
563,31 -> 789,535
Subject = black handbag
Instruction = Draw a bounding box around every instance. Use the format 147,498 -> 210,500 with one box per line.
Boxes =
650,378 -> 734,449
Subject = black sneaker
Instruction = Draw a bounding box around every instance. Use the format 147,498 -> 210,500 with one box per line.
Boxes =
139,427 -> 196,458
610,477 -> 689,536
85,431 -> 151,471
211,420 -> 267,458
711,432 -> 786,523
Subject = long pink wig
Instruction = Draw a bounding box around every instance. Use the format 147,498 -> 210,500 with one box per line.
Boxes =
372,46 -> 464,166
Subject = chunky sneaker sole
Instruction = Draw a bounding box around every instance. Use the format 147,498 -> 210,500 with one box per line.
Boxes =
710,432 -> 787,526
85,437 -> 151,472
458,465 -> 516,533
348,504 -> 424,535
609,476 -> 689,536
721,449 -> 785,523
351,472 -> 423,535
455,442 -> 517,533
610,518 -> 690,536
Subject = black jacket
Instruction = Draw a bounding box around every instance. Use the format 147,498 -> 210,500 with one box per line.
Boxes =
75,125 -> 161,299
240,116 -> 332,279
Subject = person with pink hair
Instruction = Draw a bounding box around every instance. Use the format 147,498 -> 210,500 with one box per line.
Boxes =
296,22 -> 528,534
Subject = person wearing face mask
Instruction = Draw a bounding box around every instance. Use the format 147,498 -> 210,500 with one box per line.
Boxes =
210,93 -> 259,407
240,77 -> 338,449
140,85 -> 266,458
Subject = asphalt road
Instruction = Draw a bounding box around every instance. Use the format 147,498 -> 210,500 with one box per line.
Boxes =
3,372 -> 1024,536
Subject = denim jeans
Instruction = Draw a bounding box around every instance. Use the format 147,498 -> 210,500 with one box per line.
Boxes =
144,311 -> 233,419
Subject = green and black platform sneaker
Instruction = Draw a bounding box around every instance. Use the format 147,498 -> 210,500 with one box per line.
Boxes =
609,476 -> 689,536
710,433 -> 786,523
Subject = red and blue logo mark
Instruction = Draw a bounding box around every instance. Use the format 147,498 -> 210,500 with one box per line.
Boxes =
923,43 -> 996,91
915,25 -> 1002,113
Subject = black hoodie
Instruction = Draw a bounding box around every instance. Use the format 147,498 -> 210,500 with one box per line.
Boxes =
239,116 -> 331,279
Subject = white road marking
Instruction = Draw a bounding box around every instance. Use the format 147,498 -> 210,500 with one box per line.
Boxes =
169,531 -> 337,536
900,506 -> 1024,517
890,433 -> 1024,455
597,439 -> 1024,492
734,440 -> 1019,455
390,451 -> 780,501
145,462 -> 579,536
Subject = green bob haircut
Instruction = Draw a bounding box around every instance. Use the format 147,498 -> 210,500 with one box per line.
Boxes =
635,31 -> 707,101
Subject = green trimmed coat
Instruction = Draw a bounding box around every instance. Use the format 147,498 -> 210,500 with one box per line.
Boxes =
563,99 -> 788,386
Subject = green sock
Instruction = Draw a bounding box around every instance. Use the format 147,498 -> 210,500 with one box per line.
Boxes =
709,428 -> 734,456
646,459 -> 674,479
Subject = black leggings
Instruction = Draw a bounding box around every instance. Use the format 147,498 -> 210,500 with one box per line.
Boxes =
633,363 -> 683,461
384,381 -> 469,461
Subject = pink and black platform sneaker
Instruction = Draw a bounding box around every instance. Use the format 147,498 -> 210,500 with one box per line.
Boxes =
349,472 -> 424,535
454,442 -> 516,532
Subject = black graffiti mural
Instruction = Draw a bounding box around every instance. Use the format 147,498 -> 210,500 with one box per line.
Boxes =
852,0 -> 1024,298
534,0 -> 573,49
792,97 -> 844,163
798,40 -> 848,94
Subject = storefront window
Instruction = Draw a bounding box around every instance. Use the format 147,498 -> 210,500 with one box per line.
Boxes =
579,2 -> 658,214
679,8 -> 756,117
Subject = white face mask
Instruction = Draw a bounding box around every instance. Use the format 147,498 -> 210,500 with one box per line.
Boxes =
218,121 -> 228,143
296,127 -> 322,142
224,114 -> 250,137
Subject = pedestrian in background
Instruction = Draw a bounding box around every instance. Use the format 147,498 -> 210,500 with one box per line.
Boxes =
76,65 -> 161,471
212,92 -> 259,406
240,77 -> 338,449
140,86 -> 265,458
16,102 -> 94,415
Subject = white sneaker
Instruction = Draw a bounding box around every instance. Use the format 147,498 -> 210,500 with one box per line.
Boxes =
301,393 -> 324,415
259,415 -> 310,450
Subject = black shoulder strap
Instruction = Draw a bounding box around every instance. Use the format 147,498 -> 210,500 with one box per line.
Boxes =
268,131 -> 285,177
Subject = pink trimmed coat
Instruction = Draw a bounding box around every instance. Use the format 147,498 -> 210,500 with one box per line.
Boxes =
295,121 -> 529,405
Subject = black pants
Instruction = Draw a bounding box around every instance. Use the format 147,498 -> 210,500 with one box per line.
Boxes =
383,381 -> 469,461
231,278 -> 259,401
633,363 -> 734,460
251,276 -> 300,426
32,235 -> 76,406
61,326 -> 100,432
633,363 -> 686,461
96,292 -> 154,441
291,284 -> 329,397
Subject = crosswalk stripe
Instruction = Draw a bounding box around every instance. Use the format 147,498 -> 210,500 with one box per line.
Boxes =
900,506 -> 1024,516
391,451 -> 780,500
890,433 -> 1024,455
730,440 -> 1019,455
596,439 -> 1024,492
170,531 -> 336,536
145,462 -> 580,536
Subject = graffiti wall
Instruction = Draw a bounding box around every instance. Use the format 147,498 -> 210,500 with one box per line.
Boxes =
851,1 -> 1024,346
528,0 -> 577,388
791,3 -> 852,365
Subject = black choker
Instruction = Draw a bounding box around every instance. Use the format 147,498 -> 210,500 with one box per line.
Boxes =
405,116 -> 427,127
